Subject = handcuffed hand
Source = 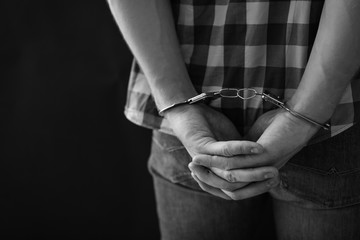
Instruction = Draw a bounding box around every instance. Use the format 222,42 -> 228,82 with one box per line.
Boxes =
192,108 -> 320,200
165,104 -> 279,200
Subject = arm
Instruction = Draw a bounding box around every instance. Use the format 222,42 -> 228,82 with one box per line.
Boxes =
107,0 -> 197,109
254,0 -> 360,154
287,0 -> 360,122
192,0 -> 360,200
107,0 -> 279,200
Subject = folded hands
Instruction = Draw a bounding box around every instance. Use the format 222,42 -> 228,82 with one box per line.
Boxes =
165,104 -> 319,200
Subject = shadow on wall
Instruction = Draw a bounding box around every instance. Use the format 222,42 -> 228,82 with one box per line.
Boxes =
0,1 -> 158,239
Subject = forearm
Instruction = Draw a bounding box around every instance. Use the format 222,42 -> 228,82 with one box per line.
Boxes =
107,0 -> 197,109
288,0 -> 360,123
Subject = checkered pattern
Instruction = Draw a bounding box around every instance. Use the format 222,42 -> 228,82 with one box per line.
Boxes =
124,0 -> 360,143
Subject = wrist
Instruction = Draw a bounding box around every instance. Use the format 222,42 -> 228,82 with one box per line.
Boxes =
153,84 -> 198,111
286,97 -> 332,128
256,109 -> 320,153
163,102 -> 205,120
281,109 -> 320,138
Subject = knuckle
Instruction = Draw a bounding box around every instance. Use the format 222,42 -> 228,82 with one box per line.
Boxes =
221,146 -> 230,156
210,155 -> 220,168
225,171 -> 236,182
224,161 -> 233,171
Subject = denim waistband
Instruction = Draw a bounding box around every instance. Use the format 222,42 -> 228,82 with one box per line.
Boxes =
148,123 -> 360,209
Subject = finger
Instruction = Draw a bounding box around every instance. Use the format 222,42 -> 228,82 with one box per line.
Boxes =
222,176 -> 280,201
193,154 -> 265,170
210,166 -> 278,183
203,140 -> 264,157
188,163 -> 248,191
191,173 -> 232,200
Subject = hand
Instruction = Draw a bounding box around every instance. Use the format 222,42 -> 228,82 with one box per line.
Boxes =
165,103 -> 263,157
192,108 -> 320,199
188,161 -> 280,200
247,108 -> 320,168
165,104 -> 279,200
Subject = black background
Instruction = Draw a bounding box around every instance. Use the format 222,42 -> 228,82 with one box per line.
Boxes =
0,1 -> 159,239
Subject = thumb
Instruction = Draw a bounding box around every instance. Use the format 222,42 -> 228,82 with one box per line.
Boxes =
203,140 -> 264,156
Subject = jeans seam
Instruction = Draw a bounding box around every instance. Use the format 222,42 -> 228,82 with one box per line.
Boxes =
284,187 -> 360,209
281,169 -> 360,209
287,162 -> 360,176
280,172 -> 329,209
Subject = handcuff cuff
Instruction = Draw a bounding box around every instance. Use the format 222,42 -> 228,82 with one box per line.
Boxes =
158,88 -> 330,131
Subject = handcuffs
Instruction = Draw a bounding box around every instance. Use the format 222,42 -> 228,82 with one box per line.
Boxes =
158,88 -> 330,130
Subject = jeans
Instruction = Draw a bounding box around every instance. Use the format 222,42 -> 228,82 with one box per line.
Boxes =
148,124 -> 360,240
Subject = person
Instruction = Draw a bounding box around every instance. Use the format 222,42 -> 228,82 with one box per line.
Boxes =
107,0 -> 360,239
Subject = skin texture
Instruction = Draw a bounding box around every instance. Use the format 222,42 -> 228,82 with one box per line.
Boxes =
108,0 -> 360,200
107,0 -> 281,201
166,104 -> 280,200
192,109 -> 318,200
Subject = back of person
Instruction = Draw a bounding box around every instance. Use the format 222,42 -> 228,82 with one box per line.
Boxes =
108,0 -> 360,239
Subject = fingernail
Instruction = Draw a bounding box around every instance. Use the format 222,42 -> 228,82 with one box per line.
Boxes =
264,173 -> 275,179
251,148 -> 260,154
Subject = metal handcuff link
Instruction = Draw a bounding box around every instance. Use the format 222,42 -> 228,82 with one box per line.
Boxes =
158,88 -> 330,130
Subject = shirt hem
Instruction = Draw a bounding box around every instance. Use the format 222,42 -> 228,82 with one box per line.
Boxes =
124,108 -> 176,136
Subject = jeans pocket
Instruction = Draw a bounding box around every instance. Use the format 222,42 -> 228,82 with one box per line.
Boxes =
280,163 -> 360,208
148,130 -> 199,189
282,124 -> 360,208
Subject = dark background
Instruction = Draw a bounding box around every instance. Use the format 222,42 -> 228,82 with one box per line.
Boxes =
0,1 -> 159,239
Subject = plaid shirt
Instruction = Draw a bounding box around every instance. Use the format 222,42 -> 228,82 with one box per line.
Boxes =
125,0 -> 360,144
